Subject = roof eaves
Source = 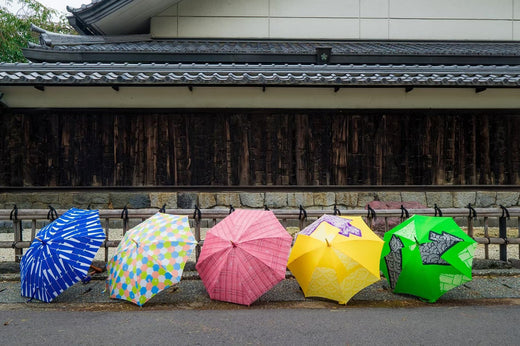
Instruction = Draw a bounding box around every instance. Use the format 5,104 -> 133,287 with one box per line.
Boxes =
67,0 -> 134,35
1,63 -> 520,88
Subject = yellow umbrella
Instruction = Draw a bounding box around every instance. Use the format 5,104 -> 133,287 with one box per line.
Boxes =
288,215 -> 383,304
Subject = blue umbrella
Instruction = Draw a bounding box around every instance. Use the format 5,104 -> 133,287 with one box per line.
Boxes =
20,208 -> 105,302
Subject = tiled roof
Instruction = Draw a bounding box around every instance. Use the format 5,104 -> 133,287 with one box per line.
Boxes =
37,39 -> 520,56
24,28 -> 520,65
65,0 -> 181,35
1,62 -> 519,87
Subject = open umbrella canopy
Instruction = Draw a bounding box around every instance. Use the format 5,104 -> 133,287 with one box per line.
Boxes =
380,214 -> 477,303
107,213 -> 196,306
20,208 -> 105,303
196,209 -> 292,306
288,215 -> 383,304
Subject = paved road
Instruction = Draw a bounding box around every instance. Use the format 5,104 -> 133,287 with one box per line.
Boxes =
1,304 -> 520,345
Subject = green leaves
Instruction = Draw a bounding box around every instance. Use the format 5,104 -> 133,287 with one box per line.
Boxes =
0,0 -> 74,62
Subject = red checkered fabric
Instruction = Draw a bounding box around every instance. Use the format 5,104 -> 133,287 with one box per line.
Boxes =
196,209 -> 292,305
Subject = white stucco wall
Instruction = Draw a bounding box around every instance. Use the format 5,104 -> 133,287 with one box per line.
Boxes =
150,0 -> 520,40
4,86 -> 520,109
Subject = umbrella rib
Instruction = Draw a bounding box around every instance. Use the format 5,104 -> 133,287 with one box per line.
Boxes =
235,249 -> 281,304
332,238 -> 384,275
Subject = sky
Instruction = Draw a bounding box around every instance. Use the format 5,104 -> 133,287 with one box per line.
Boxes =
37,0 -> 88,14
3,0 -> 89,16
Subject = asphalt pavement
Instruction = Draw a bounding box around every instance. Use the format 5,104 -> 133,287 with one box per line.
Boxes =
1,259 -> 519,309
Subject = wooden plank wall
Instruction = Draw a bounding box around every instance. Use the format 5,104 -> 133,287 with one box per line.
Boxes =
0,109 -> 519,186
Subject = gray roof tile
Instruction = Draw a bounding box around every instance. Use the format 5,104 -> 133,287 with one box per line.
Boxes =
1,62 -> 520,87
24,31 -> 520,65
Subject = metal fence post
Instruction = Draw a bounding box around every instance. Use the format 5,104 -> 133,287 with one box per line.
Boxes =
10,205 -> 22,262
499,205 -> 509,262
194,206 -> 202,261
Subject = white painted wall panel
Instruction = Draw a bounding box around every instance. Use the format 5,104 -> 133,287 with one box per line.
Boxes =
6,87 -> 520,109
360,0 -> 388,18
270,18 -> 359,39
150,0 -> 520,40
178,0 -> 268,17
514,0 -> 520,19
389,0 -> 513,19
389,19 -> 513,40
360,19 -> 389,39
513,20 -> 520,38
157,4 -> 178,16
151,17 -> 178,38
270,0 -> 359,18
178,17 -> 269,37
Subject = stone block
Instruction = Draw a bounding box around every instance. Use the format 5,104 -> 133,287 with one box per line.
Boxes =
265,193 -> 287,208
109,193 -> 150,209
357,192 -> 377,207
287,192 -> 314,207
73,193 -> 91,207
177,193 -> 197,209
374,192 -> 401,202
240,193 -> 265,208
58,193 -> 74,208
149,193 -> 178,209
496,192 -> 520,207
476,192 -> 496,208
72,193 -> 109,209
313,192 -> 335,206
198,193 -> 217,209
216,193 -> 241,208
400,192 -> 427,206
367,200 -> 427,233
335,192 -> 358,208
453,192 -> 477,208
34,193 -> 61,206
425,192 -> 453,208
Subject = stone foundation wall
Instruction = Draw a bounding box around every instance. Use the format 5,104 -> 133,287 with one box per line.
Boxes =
1,190 -> 518,211
1,190 -> 519,230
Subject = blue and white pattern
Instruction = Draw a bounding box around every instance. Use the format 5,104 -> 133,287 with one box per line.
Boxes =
20,208 -> 105,303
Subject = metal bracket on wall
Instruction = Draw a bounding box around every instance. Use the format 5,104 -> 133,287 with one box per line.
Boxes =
0,92 -> 6,108
467,203 -> 477,218
159,204 -> 166,213
47,205 -> 58,221
400,205 -> 409,219
434,204 -> 443,217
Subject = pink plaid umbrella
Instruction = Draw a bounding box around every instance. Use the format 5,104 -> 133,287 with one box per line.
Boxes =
196,209 -> 292,306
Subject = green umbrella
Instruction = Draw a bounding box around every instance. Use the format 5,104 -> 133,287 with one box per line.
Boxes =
380,214 -> 477,303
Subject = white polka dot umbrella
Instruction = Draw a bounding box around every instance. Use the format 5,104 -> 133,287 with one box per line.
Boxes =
107,213 -> 196,306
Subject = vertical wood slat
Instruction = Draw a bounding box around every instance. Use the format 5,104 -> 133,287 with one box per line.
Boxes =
295,114 -> 307,185
2,110 -> 520,187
